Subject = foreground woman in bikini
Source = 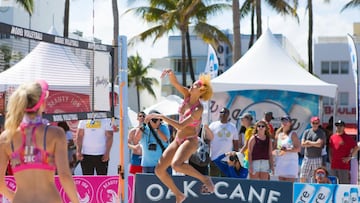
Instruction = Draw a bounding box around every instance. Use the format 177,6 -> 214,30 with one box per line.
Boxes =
147,69 -> 214,203
0,80 -> 79,203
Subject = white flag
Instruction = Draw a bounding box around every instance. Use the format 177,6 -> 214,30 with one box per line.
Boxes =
347,34 -> 358,85
204,44 -> 219,79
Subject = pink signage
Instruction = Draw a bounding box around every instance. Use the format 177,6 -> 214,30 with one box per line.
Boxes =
0,175 -> 134,203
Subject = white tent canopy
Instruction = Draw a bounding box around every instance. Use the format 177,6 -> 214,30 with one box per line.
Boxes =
211,29 -> 338,98
0,38 -> 90,94
144,95 -> 183,116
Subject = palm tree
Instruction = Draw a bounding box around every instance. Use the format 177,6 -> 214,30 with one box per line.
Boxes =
15,0 -> 34,15
125,0 -> 231,86
232,0 -> 241,63
63,0 -> 70,37
304,0 -> 330,74
128,53 -> 158,111
241,0 -> 298,44
112,0 -> 119,83
341,0 -> 360,11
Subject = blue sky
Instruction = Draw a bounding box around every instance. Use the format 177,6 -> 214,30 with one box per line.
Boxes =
69,0 -> 360,65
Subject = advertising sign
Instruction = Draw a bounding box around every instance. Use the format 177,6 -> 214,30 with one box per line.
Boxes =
211,90 -> 319,137
293,183 -> 336,203
134,174 -> 293,203
0,176 -> 123,203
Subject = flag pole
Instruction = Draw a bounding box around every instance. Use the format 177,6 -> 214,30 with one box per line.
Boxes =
117,35 -> 129,203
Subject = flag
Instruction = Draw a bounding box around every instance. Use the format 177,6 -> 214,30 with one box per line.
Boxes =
204,44 -> 219,79
347,34 -> 358,85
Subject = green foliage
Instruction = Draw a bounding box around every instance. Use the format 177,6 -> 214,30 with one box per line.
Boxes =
128,53 -> 158,110
16,0 -> 34,15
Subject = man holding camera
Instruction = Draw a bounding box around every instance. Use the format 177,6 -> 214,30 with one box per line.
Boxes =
134,110 -> 171,173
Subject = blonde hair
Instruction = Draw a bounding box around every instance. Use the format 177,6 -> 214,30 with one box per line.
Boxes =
2,82 -> 42,141
199,74 -> 213,101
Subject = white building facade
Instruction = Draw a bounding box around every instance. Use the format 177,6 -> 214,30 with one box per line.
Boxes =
314,23 -> 360,127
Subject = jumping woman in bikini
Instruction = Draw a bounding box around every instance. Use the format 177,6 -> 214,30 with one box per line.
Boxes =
146,69 -> 214,203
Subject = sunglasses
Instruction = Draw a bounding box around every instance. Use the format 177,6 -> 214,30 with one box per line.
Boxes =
151,118 -> 162,123
315,172 -> 325,177
312,122 -> 319,125
257,125 -> 266,128
138,115 -> 145,118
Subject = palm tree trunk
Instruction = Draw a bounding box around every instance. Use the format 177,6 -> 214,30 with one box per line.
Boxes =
255,0 -> 262,39
181,30 -> 187,86
308,0 -> 313,74
232,0 -> 241,63
136,87 -> 141,112
249,3 -> 255,48
186,31 -> 195,83
112,0 -> 119,83
63,0 -> 70,38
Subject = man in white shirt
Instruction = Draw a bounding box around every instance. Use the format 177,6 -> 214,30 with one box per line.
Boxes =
209,107 -> 239,177
76,117 -> 114,175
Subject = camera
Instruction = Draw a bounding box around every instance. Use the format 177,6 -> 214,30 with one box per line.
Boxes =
140,123 -> 146,131
229,155 -> 238,162
148,143 -> 157,151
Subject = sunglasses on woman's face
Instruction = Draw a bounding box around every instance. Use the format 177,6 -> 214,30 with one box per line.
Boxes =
151,118 -> 162,123
257,125 -> 266,128
315,172 -> 326,177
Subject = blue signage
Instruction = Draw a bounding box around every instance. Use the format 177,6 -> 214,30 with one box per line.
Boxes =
135,174 -> 293,203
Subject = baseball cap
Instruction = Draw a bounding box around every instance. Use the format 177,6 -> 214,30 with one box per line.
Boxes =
239,112 -> 253,121
236,152 -> 244,166
335,120 -> 345,126
264,112 -> 274,119
310,116 -> 320,123
281,115 -> 291,121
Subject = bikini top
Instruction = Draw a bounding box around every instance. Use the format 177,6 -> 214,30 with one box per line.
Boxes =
10,124 -> 56,173
178,97 -> 201,127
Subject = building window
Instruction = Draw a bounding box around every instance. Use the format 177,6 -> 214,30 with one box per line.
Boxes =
323,97 -> 333,106
331,61 -> 339,74
339,92 -> 349,105
340,61 -> 349,74
321,61 -> 330,74
173,59 -> 189,73
321,61 -> 349,75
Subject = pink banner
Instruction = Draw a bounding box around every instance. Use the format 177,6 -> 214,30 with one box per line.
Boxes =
0,175 -> 134,203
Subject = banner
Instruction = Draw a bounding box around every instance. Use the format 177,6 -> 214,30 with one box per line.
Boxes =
0,175 -> 134,203
293,183 -> 336,203
204,44 -> 219,79
294,183 -> 360,203
134,174 -> 293,203
347,34 -> 358,85
211,90 -> 319,137
94,51 -> 110,111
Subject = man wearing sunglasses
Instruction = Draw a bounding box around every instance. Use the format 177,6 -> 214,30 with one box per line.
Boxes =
134,110 -> 170,173
329,120 -> 359,184
128,111 -> 146,174
300,116 -> 326,183
313,166 -> 331,184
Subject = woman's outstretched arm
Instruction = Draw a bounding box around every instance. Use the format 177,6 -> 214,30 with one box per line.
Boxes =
161,69 -> 189,98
